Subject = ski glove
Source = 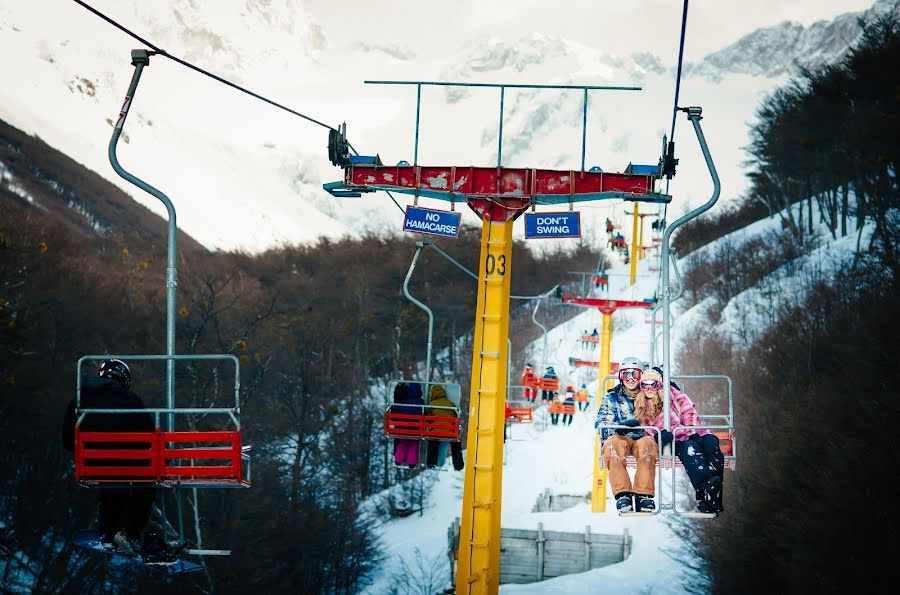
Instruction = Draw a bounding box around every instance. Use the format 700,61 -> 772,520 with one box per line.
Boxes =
654,429 -> 674,447
615,418 -> 641,435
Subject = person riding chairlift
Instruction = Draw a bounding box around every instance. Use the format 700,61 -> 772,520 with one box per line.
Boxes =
541,366 -> 558,403
61,359 -> 177,564
575,383 -> 590,412
638,368 -> 725,514
595,356 -> 659,513
521,363 -> 538,401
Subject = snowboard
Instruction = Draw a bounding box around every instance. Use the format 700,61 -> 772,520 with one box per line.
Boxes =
73,530 -> 202,575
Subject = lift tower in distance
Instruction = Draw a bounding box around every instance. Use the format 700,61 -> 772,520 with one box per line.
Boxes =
325,80 -> 670,594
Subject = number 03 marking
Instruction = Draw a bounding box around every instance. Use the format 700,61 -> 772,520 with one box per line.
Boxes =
485,254 -> 507,276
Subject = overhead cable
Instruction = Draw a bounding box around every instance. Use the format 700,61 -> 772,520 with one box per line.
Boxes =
72,0 -> 337,131
669,0 -> 690,144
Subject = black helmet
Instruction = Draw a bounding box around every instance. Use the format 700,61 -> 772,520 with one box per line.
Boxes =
98,359 -> 131,390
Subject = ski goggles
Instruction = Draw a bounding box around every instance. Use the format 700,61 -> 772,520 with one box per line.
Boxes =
618,369 -> 641,381
640,380 -> 663,391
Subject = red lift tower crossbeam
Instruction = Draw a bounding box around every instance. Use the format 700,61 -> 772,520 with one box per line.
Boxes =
561,295 -> 655,315
342,165 -> 668,204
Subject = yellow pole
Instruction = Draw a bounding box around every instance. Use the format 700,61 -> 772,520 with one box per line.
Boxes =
591,311 -> 613,512
456,219 -> 513,595
629,202 -> 639,285
638,214 -> 646,261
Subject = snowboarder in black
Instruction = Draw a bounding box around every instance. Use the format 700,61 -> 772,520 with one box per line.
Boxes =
62,359 -> 173,562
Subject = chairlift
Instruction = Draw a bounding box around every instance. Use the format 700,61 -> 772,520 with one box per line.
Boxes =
74,355 -> 251,490
384,246 -> 463,452
385,379 -> 462,441
596,374 -> 736,518
72,50 -> 250,557
504,388 -> 534,425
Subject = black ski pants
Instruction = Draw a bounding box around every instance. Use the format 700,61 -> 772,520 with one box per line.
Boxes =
98,487 -> 156,540
675,433 -> 724,493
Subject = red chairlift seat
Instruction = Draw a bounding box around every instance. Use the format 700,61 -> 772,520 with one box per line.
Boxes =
75,428 -> 250,488
599,430 -> 736,471
522,374 -> 540,389
506,402 -> 534,424
74,355 -> 251,490
580,334 -> 600,344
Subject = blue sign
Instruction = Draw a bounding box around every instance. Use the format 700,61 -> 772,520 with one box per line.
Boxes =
524,211 -> 581,239
403,206 -> 462,238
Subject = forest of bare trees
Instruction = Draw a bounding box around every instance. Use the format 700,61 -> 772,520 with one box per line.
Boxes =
673,13 -> 900,594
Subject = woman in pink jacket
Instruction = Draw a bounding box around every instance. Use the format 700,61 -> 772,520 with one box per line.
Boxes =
634,368 -> 725,514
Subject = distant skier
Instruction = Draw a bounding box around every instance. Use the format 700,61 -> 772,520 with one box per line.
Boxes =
590,328 -> 599,351
549,395 -> 563,426
521,363 -> 538,401
62,359 -> 176,563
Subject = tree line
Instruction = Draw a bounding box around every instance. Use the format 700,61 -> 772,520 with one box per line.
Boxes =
673,10 -> 899,268
672,12 -> 900,593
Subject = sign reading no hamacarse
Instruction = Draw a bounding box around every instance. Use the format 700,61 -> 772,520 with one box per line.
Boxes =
403,206 -> 462,238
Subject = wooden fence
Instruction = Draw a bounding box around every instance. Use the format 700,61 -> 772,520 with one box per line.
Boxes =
531,488 -> 590,513
447,518 -> 630,586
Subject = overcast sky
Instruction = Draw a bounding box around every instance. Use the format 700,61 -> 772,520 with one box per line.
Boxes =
303,0 -> 876,62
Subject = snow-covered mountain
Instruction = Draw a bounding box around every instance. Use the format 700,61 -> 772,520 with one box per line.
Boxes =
685,0 -> 898,81
0,1 -> 880,252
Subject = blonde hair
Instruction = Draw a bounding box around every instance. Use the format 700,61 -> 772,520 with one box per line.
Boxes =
634,387 -> 664,424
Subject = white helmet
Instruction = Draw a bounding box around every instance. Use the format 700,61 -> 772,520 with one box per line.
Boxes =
619,356 -> 643,372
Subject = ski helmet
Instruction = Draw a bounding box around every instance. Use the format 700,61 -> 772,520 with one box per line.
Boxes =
619,356 -> 643,372
98,359 -> 131,390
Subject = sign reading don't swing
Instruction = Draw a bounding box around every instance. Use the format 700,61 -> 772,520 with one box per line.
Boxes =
524,211 -> 581,239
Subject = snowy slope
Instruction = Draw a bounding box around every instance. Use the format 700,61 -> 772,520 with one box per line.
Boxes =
0,1 -> 876,252
681,195 -> 874,351
365,256 -> 696,594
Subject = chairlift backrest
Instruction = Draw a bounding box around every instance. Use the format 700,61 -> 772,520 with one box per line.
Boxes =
74,354 -> 251,488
